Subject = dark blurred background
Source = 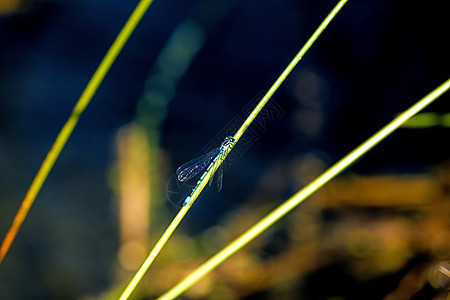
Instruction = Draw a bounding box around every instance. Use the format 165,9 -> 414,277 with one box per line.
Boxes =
0,0 -> 449,299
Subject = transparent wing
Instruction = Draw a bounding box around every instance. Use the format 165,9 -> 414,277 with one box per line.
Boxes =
215,163 -> 223,192
176,148 -> 220,183
207,162 -> 223,192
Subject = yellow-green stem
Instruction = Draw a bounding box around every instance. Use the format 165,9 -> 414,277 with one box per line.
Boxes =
0,0 -> 154,264
118,0 -> 349,298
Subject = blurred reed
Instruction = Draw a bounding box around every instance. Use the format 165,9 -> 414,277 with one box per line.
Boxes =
0,0 -> 155,264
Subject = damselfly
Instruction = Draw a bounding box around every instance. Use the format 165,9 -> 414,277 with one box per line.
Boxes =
176,136 -> 235,206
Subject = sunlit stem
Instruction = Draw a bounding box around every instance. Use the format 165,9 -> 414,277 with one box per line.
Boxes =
0,0 -> 155,264
119,0 -> 349,298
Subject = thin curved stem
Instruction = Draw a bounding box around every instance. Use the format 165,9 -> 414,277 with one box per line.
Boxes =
0,0 -> 155,264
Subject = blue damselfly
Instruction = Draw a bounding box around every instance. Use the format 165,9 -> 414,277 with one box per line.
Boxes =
176,136 -> 235,206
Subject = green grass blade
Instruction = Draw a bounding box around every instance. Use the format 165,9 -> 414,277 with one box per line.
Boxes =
157,78 -> 450,300
118,204 -> 190,300
233,0 -> 349,144
118,1 -> 348,298
0,0 -> 155,264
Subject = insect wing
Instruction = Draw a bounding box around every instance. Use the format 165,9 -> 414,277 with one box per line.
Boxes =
176,148 -> 220,182
207,162 -> 223,192
215,163 -> 223,192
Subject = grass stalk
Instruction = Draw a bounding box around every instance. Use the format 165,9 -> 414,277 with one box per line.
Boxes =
0,0 -> 155,264
233,0 -> 348,144
118,0 -> 348,298
157,78 -> 450,300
